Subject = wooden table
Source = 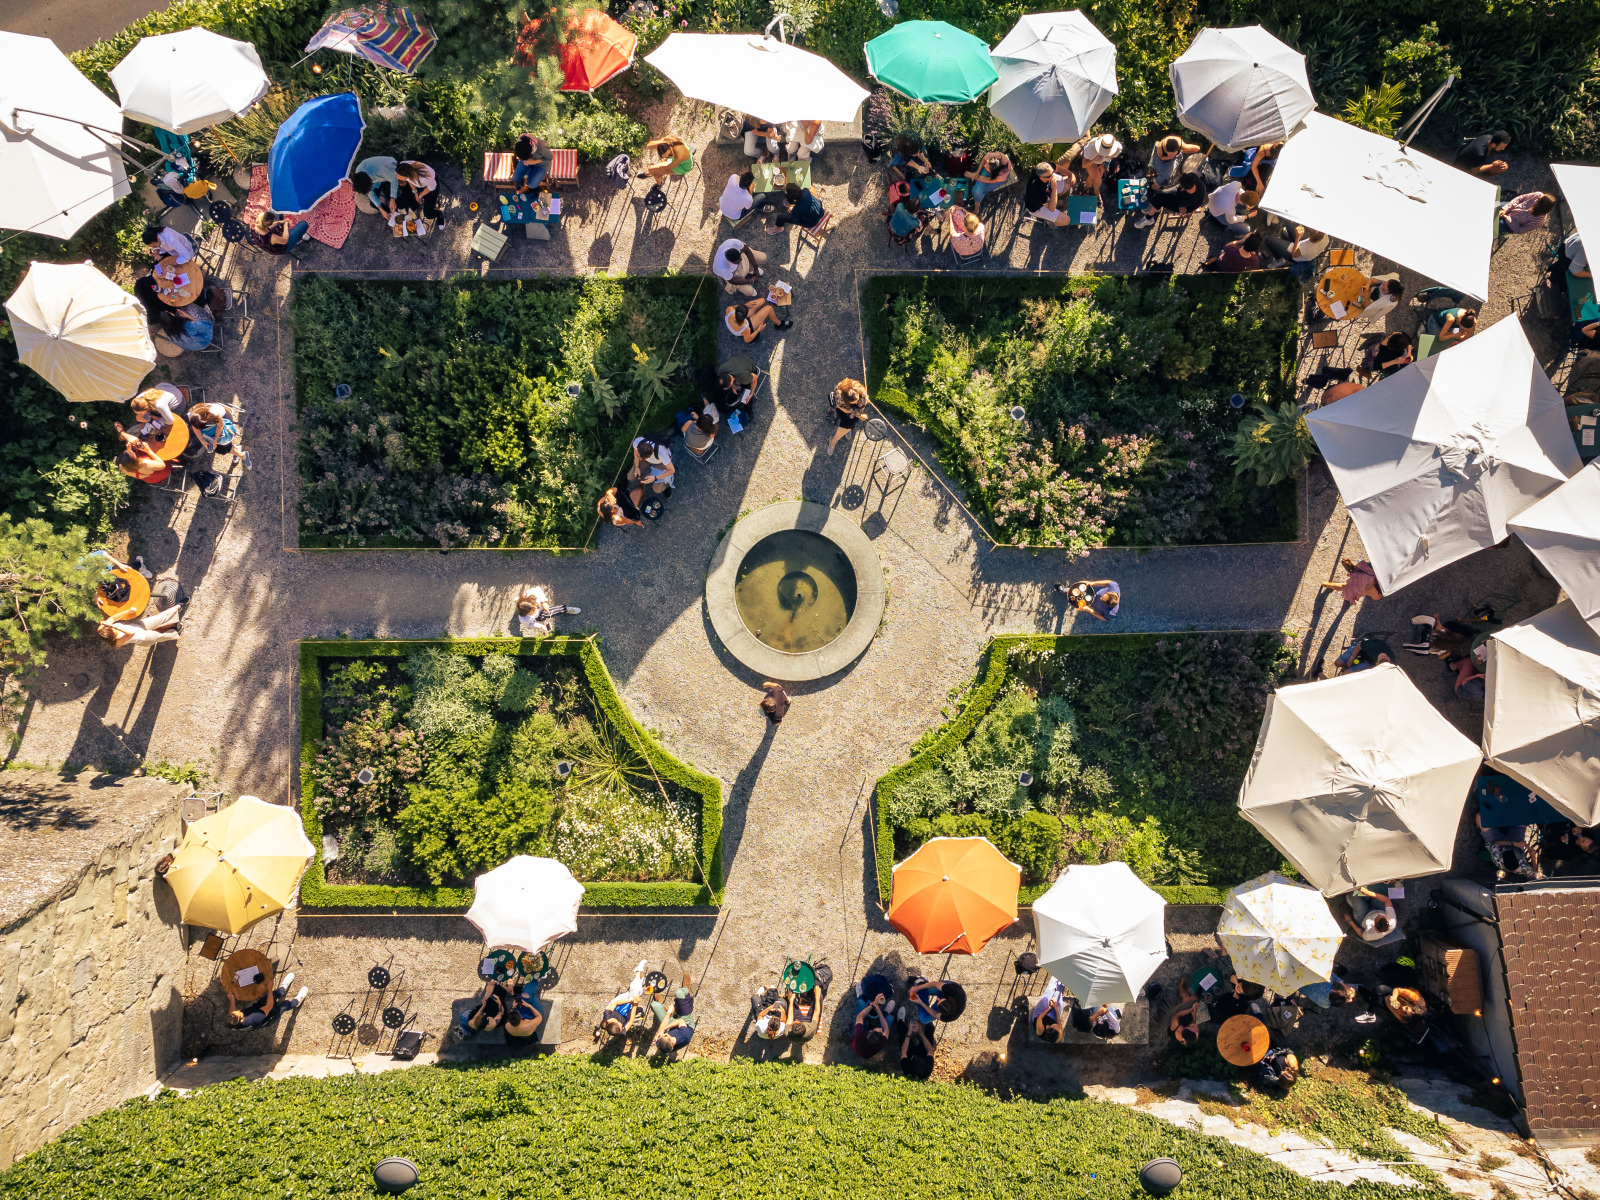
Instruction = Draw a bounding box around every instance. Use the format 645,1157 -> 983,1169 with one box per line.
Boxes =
95,567 -> 150,623
751,160 -> 810,195
151,418 -> 190,461
1315,266 -> 1369,321
152,255 -> 203,307
1217,1013 -> 1270,1065
220,948 -> 273,1007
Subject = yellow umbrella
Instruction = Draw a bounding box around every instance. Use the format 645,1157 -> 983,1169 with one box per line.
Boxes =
1216,870 -> 1344,994
165,795 -> 315,932
4,260 -> 156,401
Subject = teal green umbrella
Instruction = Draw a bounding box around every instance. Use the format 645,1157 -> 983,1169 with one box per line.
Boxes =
865,20 -> 998,105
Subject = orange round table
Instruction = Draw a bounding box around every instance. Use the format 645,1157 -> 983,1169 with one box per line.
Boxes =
1217,1013 -> 1270,1066
1315,267 -> 1370,321
152,418 -> 190,461
153,255 -> 204,307
220,948 -> 274,1007
95,567 -> 150,623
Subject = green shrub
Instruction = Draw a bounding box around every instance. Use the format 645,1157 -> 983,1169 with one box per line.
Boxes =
396,777 -> 554,884
0,517 -> 105,726
308,698 -> 426,821
1342,80 -> 1408,136
1227,400 -> 1316,487
993,811 -> 1064,884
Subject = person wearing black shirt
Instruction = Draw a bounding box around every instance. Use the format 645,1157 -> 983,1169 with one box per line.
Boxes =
1024,162 -> 1070,227
1456,131 -> 1511,176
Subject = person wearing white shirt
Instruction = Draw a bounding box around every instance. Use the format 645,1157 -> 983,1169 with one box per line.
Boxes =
786,119 -> 824,161
630,437 -> 675,495
1360,275 -> 1404,322
1568,230 -> 1591,279
97,604 -> 182,648
712,238 -> 765,296
1206,179 -> 1252,236
142,224 -> 194,265
128,383 -> 188,437
719,172 -> 754,222
1082,133 -> 1122,165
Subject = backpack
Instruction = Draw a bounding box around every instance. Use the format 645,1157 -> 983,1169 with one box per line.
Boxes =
605,154 -> 631,187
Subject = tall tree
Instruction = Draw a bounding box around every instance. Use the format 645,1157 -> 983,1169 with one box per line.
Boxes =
0,517 -> 102,724
416,0 -> 592,133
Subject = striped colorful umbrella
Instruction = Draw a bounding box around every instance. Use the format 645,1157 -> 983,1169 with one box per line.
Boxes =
306,5 -> 438,74
1216,871 -> 1343,994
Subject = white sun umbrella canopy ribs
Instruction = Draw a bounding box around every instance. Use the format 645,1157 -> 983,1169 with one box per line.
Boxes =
1032,861 -> 1167,1005
1238,665 -> 1482,896
1306,315 -> 1580,596
5,260 -> 156,401
988,12 -> 1118,145
1484,601 -> 1600,827
642,33 -> 869,124
1552,164 -> 1600,274
1169,25 -> 1314,152
466,855 -> 584,955
1508,461 -> 1600,639
1261,112 -> 1498,301
0,32 -> 130,240
109,28 -> 270,135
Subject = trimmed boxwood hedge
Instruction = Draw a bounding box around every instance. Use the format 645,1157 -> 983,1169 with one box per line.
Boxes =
873,634 -> 1243,909
299,638 -> 723,908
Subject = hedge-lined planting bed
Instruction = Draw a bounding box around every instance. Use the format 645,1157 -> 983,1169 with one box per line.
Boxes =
874,633 -> 1296,906
299,639 -> 722,908
292,274 -> 717,549
0,1057 -> 1456,1200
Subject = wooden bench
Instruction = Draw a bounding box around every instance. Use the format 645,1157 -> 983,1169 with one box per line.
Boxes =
1025,995 -> 1150,1046
448,994 -> 563,1054
482,148 -> 578,187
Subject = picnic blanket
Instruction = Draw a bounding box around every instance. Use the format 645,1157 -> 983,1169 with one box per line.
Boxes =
241,164 -> 357,249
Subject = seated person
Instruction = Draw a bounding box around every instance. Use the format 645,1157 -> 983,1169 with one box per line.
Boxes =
1244,140 -> 1283,194
1378,984 -> 1428,1033
597,484 -> 643,528
370,179 -> 401,224
1360,276 -> 1404,321
226,968 -> 307,1029
1137,170 -> 1208,226
252,209 -> 308,255
350,154 -> 400,211
1059,578 -> 1120,621
1546,823 -> 1600,875
1206,179 -> 1256,236
725,298 -> 787,343
516,584 -> 578,635
598,959 -> 652,1038
511,135 -> 551,192
142,223 -> 194,265
681,410 -> 717,455
1286,225 -> 1329,267
98,602 -> 183,647
719,171 -> 755,222
129,384 -> 187,436
1149,135 -> 1201,187
1032,975 -> 1066,1042
887,195 -> 925,240
396,160 -> 441,222
1322,380 -> 1365,405
151,301 -> 215,354
1334,634 -> 1393,674
1566,230 -> 1591,280
1078,133 -> 1123,193
189,401 -> 243,460
1362,332 -> 1414,379
1576,319 -> 1600,355
1257,1045 -> 1299,1088
965,151 -> 1013,204
762,182 -> 826,232
1451,650 -> 1487,702
630,437 -> 675,497
1206,974 -> 1251,1023
754,990 -> 793,1039
1203,230 -> 1265,273
113,427 -> 171,486
742,115 -> 784,159
905,976 -> 944,1026
786,119 -> 824,161
889,135 -> 933,182
851,974 -> 893,1058
1476,811 -> 1536,880
900,1019 -> 935,1079
714,356 -> 760,417
1344,884 -> 1399,941
1321,556 -> 1381,603
1429,306 -> 1477,344
949,207 -> 985,256
504,986 -> 544,1042
1168,977 -> 1207,1046
1456,130 -> 1511,176
1025,162 -> 1071,227
713,239 -> 766,296
642,134 -> 692,184
650,976 -> 696,1054
461,979 -> 510,1036
1500,191 -> 1556,235
1069,999 -> 1121,1039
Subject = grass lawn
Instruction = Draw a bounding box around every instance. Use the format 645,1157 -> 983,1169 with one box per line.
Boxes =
291,273 -> 716,549
877,633 -> 1296,905
0,1058 -> 1454,1200
865,273 -> 1301,552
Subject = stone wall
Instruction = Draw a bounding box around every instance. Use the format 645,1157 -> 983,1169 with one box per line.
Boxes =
0,771 -> 189,1167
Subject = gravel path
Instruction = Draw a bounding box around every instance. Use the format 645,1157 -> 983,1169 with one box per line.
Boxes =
12,111 -> 1566,1094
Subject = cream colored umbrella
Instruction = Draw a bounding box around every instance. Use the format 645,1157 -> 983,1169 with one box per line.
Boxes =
1217,871 -> 1343,993
110,28 -> 269,135
1238,664 -> 1481,895
4,260 -> 156,402
1507,460 -> 1600,640
1484,600 -> 1600,825
164,796 -> 315,932
466,856 -> 584,954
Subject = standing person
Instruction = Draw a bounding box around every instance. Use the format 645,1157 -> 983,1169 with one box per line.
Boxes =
641,134 -> 692,184
630,437 -> 675,496
515,585 -> 580,635
759,681 -> 789,725
142,223 -> 194,265
713,239 -> 767,296
397,160 -> 442,223
1058,578 -> 1120,620
511,134 -> 551,193
826,378 -> 870,455
1455,130 -> 1511,176
720,172 -> 755,222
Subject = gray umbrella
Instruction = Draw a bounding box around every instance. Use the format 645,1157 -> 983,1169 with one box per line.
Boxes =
1169,25 -> 1314,151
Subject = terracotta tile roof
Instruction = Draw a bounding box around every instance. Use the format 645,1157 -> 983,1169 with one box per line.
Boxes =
1496,887 -> 1600,1136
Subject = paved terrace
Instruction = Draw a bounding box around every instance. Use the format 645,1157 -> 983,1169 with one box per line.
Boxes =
11,109 -> 1567,1093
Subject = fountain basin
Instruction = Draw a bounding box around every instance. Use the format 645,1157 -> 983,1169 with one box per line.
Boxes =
706,502 -> 885,681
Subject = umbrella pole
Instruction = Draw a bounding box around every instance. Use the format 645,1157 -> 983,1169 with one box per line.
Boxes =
1395,75 -> 1455,149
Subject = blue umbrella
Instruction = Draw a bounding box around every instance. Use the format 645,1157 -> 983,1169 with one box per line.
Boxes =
268,92 -> 365,212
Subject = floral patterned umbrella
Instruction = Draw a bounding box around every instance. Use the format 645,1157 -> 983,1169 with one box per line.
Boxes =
1216,870 -> 1343,993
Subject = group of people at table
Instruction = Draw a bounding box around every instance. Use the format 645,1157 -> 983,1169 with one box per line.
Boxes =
107,381 -> 244,493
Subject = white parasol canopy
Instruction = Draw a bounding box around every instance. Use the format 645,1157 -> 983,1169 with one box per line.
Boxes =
1508,460 -> 1600,639
1238,664 -> 1481,896
1169,25 -> 1313,152
988,12 -> 1118,145
1261,112 -> 1497,299
465,855 -> 584,955
1032,861 -> 1167,1005
5,261 -> 155,402
1551,163 -> 1600,267
0,32 -> 130,240
1484,600 -> 1600,826
643,33 -> 869,124
1305,315 -> 1580,596
109,28 -> 270,136
1217,871 -> 1343,994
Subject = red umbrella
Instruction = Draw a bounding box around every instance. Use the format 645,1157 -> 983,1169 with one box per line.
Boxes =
517,9 -> 638,94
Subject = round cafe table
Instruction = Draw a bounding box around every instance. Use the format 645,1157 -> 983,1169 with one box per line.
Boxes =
95,566 -> 150,623
1315,266 -> 1370,321
220,948 -> 274,1007
153,255 -> 204,307
152,417 -> 190,461
1217,1013 -> 1271,1066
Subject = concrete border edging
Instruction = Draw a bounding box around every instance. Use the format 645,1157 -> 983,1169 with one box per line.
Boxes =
705,501 -> 885,683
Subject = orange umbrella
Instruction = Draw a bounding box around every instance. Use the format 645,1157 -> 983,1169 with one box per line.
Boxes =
887,837 -> 1021,955
517,9 -> 637,94
1217,1014 -> 1271,1066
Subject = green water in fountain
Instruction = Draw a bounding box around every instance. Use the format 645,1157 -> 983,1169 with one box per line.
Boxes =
734,531 -> 858,653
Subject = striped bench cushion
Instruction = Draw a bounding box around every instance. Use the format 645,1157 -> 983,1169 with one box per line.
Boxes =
482,149 -> 579,185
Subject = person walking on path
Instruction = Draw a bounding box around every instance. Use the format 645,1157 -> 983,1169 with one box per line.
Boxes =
827,379 -> 870,455
760,681 -> 789,725
1322,557 -> 1381,603
516,585 -> 580,635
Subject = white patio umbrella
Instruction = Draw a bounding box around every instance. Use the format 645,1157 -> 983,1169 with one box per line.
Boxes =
1484,600 -> 1600,826
1032,861 -> 1167,1005
988,12 -> 1117,145
643,33 -> 869,124
1508,461 -> 1600,639
465,855 -> 584,955
110,28 -> 269,136
1217,872 -> 1343,994
5,261 -> 155,402
0,32 -> 130,240
1169,25 -> 1313,151
1551,163 -> 1600,269
1261,113 -> 1498,300
1305,315 -> 1580,596
1238,664 -> 1481,896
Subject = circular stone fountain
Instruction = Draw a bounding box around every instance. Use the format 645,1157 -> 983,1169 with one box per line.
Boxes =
706,502 -> 885,681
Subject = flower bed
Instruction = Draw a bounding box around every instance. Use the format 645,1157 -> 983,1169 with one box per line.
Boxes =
291,274 -> 717,548
873,633 -> 1296,906
298,638 -> 722,908
865,273 -> 1302,553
